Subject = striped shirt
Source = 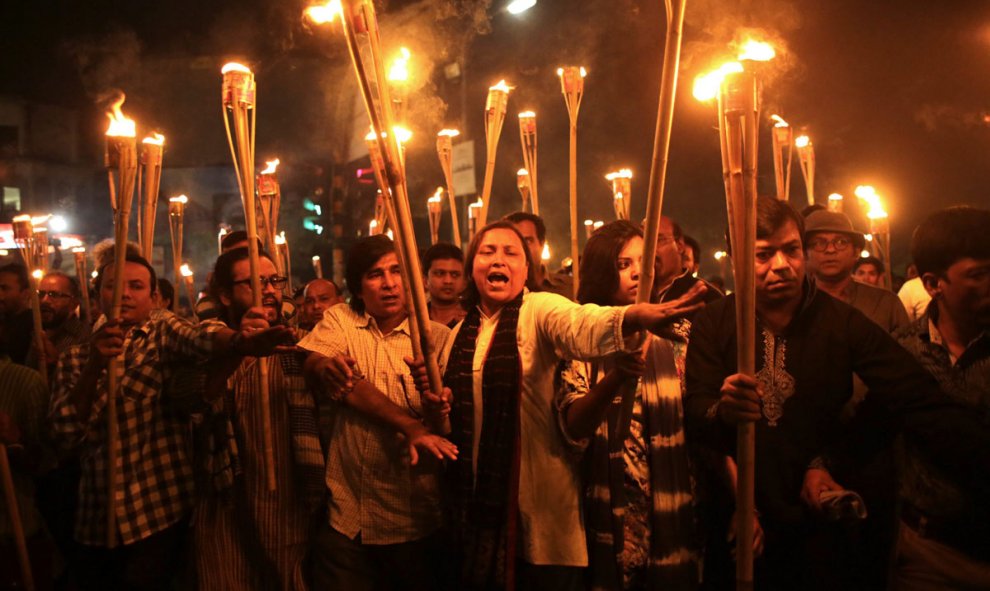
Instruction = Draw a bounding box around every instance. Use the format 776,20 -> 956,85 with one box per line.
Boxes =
0,358 -> 48,540
49,309 -> 224,546
194,332 -> 322,591
297,303 -> 450,544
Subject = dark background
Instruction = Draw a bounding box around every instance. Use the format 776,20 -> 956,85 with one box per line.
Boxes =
2,0 -> 989,277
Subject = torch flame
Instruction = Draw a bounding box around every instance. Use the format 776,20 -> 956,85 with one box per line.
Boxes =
771,114 -> 789,128
169,195 -> 189,204
275,231 -> 286,245
489,79 -> 513,94
828,193 -> 843,202
304,0 -> 342,24
32,269 -> 44,281
855,185 -> 888,219
605,168 -> 633,181
261,158 -> 280,175
437,129 -> 460,138
541,242 -> 551,261
388,47 -> 411,83
72,246 -> 86,253
737,39 -> 776,62
517,168 -> 529,177
180,263 -> 193,278
428,187 -> 443,203
221,62 -> 252,75
692,61 -> 744,101
105,94 -> 136,138
393,126 -> 412,144
794,135 -> 811,148
518,111 -> 536,119
556,67 -> 588,78
142,132 -> 165,146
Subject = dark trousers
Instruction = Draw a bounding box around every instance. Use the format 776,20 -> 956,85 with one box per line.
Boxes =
517,561 -> 585,591
310,521 -> 443,591
73,520 -> 188,591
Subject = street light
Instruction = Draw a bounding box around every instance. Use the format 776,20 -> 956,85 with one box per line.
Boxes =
507,0 -> 536,15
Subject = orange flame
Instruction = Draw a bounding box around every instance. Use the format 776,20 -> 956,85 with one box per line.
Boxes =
142,132 -> 165,145
169,195 -> 189,205
428,187 -> 443,203
437,129 -> 460,137
304,0 -> 342,24
221,62 -> 251,75
180,263 -> 193,278
261,158 -> 280,175
770,114 -> 789,128
489,79 -> 513,94
605,168 -> 633,181
105,94 -> 136,138
388,48 -> 411,83
737,38 -> 776,62
794,135 -> 811,148
692,61 -> 743,101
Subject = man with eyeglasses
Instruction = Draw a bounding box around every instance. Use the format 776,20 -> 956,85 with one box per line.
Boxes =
804,210 -> 908,334
25,272 -> 90,376
165,246 -> 325,590
50,249 -> 293,590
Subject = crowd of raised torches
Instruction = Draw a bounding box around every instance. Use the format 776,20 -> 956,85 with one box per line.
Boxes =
694,38 -> 892,285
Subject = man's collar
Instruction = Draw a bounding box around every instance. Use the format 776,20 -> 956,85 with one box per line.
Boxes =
357,310 -> 410,336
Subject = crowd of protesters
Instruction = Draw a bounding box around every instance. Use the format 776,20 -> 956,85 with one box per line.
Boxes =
0,200 -> 987,591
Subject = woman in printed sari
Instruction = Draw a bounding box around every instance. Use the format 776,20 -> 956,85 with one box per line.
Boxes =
557,220 -> 702,590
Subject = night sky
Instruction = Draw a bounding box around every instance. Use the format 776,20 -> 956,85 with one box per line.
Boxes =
2,0 -> 989,273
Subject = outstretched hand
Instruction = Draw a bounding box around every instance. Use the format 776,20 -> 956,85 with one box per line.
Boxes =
629,282 -> 707,335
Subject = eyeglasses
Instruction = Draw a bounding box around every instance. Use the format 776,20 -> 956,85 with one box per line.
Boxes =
808,236 -> 853,252
37,290 -> 73,300
232,275 -> 288,289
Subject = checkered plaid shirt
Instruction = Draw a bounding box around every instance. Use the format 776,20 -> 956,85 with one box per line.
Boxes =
50,309 -> 225,546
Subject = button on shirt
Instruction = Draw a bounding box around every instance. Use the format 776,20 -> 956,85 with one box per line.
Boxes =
297,303 -> 451,544
50,310 -> 224,546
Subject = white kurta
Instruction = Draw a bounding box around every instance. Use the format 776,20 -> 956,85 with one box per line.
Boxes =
444,290 -> 636,566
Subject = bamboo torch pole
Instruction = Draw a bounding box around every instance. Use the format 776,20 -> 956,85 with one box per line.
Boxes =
795,134 -> 815,207
309,0 -> 446,431
478,80 -> 511,227
221,62 -> 277,492
609,0 -> 687,475
180,264 -> 198,322
0,442 -> 34,591
606,169 -> 633,220
427,188 -> 443,245
769,115 -> 791,202
312,256 -> 324,279
516,169 -> 532,213
12,217 -> 47,387
256,158 -> 283,272
827,192 -> 844,213
139,133 -> 165,260
103,95 -> 138,548
467,199 -> 483,242
275,232 -> 293,294
167,196 -> 187,309
719,69 -> 760,591
557,66 -> 586,300
72,247 -> 92,326
436,129 -> 462,247
518,111 -> 539,214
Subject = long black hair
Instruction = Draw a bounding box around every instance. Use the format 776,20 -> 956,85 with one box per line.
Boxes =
577,220 -> 643,306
